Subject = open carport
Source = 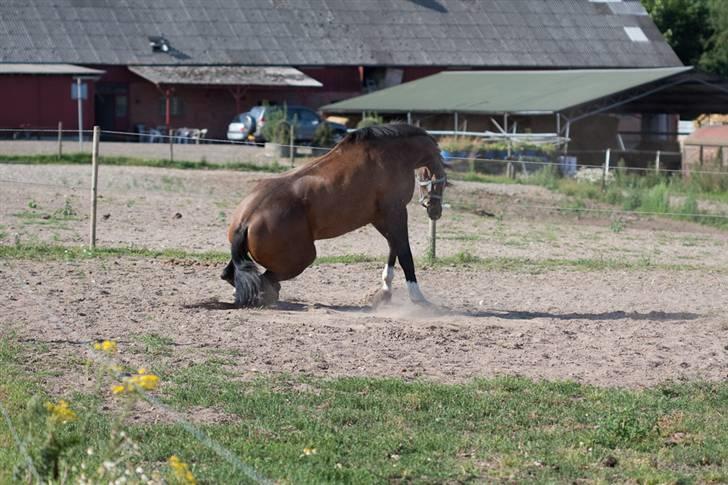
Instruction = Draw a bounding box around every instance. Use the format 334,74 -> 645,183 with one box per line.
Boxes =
323,67 -> 728,158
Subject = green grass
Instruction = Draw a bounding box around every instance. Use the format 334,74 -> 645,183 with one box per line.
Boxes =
0,152 -> 287,173
2,334 -> 727,484
0,243 -> 230,263
457,166 -> 728,230
133,333 -> 175,356
1,243 -> 723,273
423,250 -> 714,273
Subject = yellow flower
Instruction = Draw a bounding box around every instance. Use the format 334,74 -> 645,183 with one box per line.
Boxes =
168,455 -> 197,485
45,400 -> 77,424
111,368 -> 160,395
92,340 -> 118,353
303,447 -> 317,456
129,372 -> 160,391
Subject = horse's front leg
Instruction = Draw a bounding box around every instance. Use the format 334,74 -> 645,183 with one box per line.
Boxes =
372,208 -> 429,306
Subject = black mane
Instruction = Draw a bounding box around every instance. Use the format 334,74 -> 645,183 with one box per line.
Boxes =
343,123 -> 434,144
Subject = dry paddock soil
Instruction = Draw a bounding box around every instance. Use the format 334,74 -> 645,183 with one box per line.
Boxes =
1,163 -> 727,391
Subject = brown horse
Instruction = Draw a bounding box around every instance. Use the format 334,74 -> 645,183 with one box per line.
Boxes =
222,123 -> 447,307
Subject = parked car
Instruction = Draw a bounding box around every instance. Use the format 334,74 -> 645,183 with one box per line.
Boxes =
227,105 -> 348,144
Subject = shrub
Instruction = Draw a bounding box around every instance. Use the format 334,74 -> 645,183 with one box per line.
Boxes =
356,112 -> 383,129
528,165 -> 561,191
261,106 -> 293,145
312,122 -> 335,148
640,183 -> 671,213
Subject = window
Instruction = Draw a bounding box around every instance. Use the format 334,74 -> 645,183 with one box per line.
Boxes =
115,95 -> 128,118
297,109 -> 319,125
159,96 -> 183,117
624,26 -> 649,42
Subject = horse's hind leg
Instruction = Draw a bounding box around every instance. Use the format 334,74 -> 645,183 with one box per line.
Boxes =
260,271 -> 282,305
370,244 -> 396,307
249,224 -> 316,305
221,260 -> 235,287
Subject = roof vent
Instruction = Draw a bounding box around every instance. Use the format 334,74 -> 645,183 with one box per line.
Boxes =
148,36 -> 170,53
624,26 -> 649,42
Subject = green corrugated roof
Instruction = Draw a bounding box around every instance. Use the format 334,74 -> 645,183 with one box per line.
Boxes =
323,67 -> 692,115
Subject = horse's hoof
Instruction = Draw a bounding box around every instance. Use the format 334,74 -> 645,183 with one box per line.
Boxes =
370,289 -> 392,308
260,291 -> 279,307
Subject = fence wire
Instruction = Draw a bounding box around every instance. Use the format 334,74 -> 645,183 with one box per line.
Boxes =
2,126 -> 727,178
1,127 -> 727,230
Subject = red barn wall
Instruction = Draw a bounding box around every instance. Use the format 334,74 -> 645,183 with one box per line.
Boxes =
0,75 -> 95,131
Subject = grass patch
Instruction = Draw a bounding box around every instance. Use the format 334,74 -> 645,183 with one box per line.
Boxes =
1,243 -> 721,273
133,333 -> 175,357
449,171 -> 517,185
314,254 -> 380,265
0,152 -> 287,174
4,332 -> 726,484
423,250 -> 712,273
0,243 -> 229,263
457,166 -> 728,230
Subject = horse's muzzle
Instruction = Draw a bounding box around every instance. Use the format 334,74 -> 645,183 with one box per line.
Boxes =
427,203 -> 442,220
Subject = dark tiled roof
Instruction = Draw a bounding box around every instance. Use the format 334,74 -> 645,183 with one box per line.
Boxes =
129,65 -> 323,86
0,0 -> 681,68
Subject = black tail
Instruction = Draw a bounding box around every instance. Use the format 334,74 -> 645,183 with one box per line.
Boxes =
230,226 -> 262,307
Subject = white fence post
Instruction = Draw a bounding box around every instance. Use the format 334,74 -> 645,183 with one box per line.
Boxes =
655,150 -> 661,175
602,148 -> 611,190
89,126 -> 100,249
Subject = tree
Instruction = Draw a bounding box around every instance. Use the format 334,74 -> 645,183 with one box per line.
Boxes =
640,0 -> 711,67
699,0 -> 728,76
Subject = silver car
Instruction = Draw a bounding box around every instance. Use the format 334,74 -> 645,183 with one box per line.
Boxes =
227,105 -> 347,143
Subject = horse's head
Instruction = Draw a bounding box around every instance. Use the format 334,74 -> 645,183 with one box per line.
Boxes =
417,167 -> 447,220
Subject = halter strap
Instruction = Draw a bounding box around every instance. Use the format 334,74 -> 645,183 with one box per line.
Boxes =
418,176 -> 447,187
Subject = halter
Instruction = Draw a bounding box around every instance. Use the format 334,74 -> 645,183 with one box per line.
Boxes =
417,174 -> 447,207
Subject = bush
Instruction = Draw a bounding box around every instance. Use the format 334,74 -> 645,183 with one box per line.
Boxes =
261,106 -> 293,145
312,122 -> 335,148
528,165 -> 561,191
356,112 -> 383,129
640,183 -> 671,213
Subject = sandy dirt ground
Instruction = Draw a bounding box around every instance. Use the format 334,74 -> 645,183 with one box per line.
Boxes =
1,163 -> 727,391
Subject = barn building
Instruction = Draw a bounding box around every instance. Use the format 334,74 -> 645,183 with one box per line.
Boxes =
0,0 -> 715,146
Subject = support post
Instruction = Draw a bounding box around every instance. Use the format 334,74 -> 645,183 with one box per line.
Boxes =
76,78 -> 83,150
454,112 -> 459,135
428,218 -> 437,261
89,126 -> 100,249
407,112 -> 412,124
602,148 -> 611,190
289,121 -> 295,166
57,121 -> 63,159
655,150 -> 661,175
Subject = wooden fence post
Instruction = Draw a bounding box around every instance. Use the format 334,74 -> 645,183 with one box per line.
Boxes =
169,129 -> 174,163
289,122 -> 295,166
57,121 -> 63,159
428,219 -> 437,261
89,126 -> 100,249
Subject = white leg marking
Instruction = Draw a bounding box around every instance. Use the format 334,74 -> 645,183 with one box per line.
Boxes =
381,265 -> 394,292
406,281 -> 427,303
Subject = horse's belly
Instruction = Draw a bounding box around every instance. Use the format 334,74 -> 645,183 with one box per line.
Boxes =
311,215 -> 370,241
